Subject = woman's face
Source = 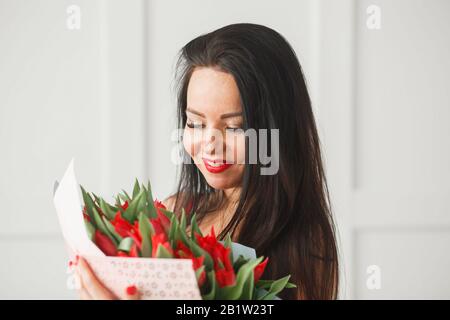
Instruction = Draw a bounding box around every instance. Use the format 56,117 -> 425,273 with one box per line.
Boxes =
183,67 -> 245,190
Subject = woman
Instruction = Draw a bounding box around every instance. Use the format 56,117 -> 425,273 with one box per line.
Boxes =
76,23 -> 339,300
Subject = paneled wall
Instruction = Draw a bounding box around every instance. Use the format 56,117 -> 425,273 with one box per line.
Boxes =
1,0 -> 449,299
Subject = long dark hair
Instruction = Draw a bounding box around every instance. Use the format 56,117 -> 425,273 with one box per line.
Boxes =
171,23 -> 339,299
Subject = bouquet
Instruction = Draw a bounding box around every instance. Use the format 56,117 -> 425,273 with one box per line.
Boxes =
79,179 -> 296,300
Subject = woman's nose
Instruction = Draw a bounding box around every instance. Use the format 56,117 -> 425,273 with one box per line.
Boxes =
203,128 -> 224,156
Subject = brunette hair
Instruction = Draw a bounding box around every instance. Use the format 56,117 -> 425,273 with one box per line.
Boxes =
171,23 -> 339,299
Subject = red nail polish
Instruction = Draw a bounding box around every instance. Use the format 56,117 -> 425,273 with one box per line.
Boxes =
126,285 -> 137,295
69,261 -> 73,267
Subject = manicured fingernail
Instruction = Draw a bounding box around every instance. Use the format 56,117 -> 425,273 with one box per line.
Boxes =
126,285 -> 137,296
69,260 -> 73,267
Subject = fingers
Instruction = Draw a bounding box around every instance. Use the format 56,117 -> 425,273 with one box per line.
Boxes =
124,285 -> 141,300
77,257 -> 116,300
79,287 -> 92,300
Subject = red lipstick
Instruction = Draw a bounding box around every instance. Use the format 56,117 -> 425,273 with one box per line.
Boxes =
202,158 -> 233,173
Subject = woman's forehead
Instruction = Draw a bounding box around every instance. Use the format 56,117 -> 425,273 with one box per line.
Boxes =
187,67 -> 242,117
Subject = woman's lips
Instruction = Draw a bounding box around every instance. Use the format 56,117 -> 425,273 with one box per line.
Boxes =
202,158 -> 233,173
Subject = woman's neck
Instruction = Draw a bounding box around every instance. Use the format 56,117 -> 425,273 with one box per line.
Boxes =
213,187 -> 241,233
222,186 -> 241,206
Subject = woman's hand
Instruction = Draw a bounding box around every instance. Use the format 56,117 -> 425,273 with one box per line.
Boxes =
75,256 -> 141,300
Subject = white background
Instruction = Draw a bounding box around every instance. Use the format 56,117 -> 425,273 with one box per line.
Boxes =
0,0 -> 449,299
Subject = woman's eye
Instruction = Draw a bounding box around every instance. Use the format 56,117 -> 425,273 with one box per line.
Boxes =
186,122 -> 204,129
225,126 -> 243,132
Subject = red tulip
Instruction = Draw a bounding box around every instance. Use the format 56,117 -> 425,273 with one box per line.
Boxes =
154,199 -> 166,210
112,211 -> 142,249
154,200 -> 170,231
175,240 -> 204,271
175,240 -> 206,287
117,242 -> 139,258
82,206 -> 91,222
254,257 -> 269,283
121,201 -> 129,211
151,232 -> 173,257
215,268 -> 236,287
94,230 -> 117,256
150,217 -> 166,236
195,226 -> 236,287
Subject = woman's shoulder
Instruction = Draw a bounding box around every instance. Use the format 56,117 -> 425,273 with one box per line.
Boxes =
161,192 -> 193,214
161,194 -> 178,212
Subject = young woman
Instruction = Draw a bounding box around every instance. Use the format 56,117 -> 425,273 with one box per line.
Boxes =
76,23 -> 339,300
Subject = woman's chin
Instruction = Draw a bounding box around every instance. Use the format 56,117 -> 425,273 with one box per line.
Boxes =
201,171 -> 237,190
204,178 -> 235,190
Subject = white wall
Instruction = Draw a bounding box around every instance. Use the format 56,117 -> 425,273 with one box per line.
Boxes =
0,0 -> 148,298
319,0 -> 450,299
0,0 -> 449,299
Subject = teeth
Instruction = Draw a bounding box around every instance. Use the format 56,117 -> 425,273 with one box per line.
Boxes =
206,160 -> 224,167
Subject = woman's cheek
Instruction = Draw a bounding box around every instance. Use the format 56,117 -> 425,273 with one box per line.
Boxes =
225,134 -> 246,164
183,129 -> 202,163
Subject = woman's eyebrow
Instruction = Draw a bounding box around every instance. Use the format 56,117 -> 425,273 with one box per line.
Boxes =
186,108 -> 243,119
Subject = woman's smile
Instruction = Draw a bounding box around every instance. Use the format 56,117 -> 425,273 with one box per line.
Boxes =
202,158 -> 233,173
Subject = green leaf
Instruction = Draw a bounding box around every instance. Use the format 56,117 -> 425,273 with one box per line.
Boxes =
233,254 -> 250,273
91,206 -> 107,234
190,212 -> 203,239
217,257 -> 263,300
261,275 -> 292,300
177,221 -> 191,248
135,191 -> 147,216
240,268 -> 255,299
285,282 -> 297,289
217,258 -> 225,270
255,288 -> 269,300
180,208 -> 187,231
123,190 -> 145,222
118,237 -> 134,253
121,189 -> 132,201
80,186 -> 96,226
92,207 -> 118,246
224,233 -> 232,248
255,279 -> 273,289
115,195 -> 122,208
223,233 -> 233,264
202,270 -> 217,300
119,193 -> 129,204
84,220 -> 95,241
188,240 -> 214,271
132,178 -> 140,198
92,192 -> 101,205
140,184 -> 150,217
160,208 -> 174,221
169,215 -> 178,242
195,265 -> 205,288
99,198 -> 117,220
138,212 -> 153,257
102,216 -> 122,243
146,181 -> 158,219
155,244 -> 173,258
